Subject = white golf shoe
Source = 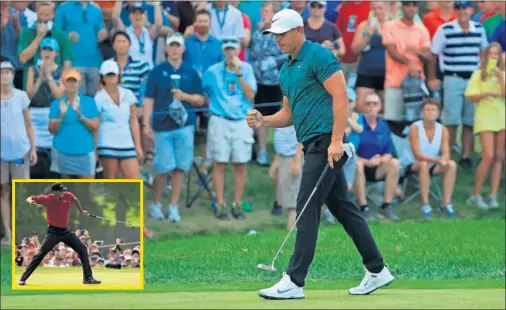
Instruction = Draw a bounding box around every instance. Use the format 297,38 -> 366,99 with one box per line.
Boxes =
349,266 -> 395,295
258,273 -> 305,300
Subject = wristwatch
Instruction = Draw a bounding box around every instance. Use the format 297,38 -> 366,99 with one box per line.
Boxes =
236,73 -> 243,78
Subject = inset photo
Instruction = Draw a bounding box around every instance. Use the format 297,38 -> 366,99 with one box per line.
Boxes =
11,180 -> 143,290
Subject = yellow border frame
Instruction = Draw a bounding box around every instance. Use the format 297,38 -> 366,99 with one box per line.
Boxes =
11,179 -> 145,291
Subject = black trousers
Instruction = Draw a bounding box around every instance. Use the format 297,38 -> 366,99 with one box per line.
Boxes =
286,134 -> 385,287
20,225 -> 93,281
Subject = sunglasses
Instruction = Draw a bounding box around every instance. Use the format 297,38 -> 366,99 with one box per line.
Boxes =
365,101 -> 380,106
222,39 -> 239,45
310,3 -> 324,9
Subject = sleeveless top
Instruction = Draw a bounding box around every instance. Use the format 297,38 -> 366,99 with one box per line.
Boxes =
357,32 -> 386,77
30,64 -> 63,108
414,120 -> 442,164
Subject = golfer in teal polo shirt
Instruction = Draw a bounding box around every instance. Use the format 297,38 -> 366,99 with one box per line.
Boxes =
247,9 -> 394,300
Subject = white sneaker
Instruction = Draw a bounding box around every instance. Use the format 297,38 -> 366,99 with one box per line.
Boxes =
168,205 -> 181,223
258,273 -> 305,300
349,266 -> 395,295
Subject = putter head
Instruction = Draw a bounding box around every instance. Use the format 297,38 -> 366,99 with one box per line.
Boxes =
257,264 -> 276,272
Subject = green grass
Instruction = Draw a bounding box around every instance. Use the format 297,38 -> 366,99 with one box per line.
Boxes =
143,141 -> 504,238
2,289 -> 505,309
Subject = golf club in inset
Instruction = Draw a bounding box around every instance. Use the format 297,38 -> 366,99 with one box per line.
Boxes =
257,163 -> 331,273
88,214 -> 138,227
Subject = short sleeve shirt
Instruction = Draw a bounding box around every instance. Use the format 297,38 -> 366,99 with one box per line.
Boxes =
0,89 -> 31,161
206,4 -> 245,40
202,61 -> 257,120
95,87 -> 137,149
145,61 -> 203,132
304,20 -> 342,44
357,119 -> 394,159
278,41 -> 342,143
49,94 -> 99,155
33,192 -> 76,228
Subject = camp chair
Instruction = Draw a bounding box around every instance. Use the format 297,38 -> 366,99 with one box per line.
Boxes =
390,127 -> 443,205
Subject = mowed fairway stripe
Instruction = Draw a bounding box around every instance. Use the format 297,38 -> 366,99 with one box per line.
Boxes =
13,272 -> 140,288
2,289 -> 505,309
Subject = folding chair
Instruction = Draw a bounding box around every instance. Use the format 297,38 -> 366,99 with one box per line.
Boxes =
390,128 -> 444,206
185,157 -> 216,209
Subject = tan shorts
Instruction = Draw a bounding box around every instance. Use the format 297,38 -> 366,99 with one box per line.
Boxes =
1,158 -> 30,185
277,156 -> 302,209
206,115 -> 254,164
384,88 -> 404,121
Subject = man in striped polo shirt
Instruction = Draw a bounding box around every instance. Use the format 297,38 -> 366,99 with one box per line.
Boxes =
429,1 -> 488,170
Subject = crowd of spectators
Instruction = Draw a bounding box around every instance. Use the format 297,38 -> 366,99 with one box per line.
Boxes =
15,229 -> 141,269
1,1 -> 504,236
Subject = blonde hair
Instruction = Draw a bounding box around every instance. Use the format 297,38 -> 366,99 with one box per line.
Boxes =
480,42 -> 504,81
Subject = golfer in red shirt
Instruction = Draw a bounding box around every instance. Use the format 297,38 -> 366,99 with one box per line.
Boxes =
18,182 -> 101,286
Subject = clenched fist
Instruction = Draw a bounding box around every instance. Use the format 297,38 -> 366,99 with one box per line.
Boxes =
246,109 -> 264,129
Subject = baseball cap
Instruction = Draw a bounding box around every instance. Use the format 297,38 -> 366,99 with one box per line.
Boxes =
454,1 -> 472,9
263,9 -> 304,35
100,60 -> 120,75
62,68 -> 82,82
129,2 -> 145,13
166,33 -> 185,46
40,38 -> 60,52
51,182 -> 68,192
0,60 -> 14,70
309,1 -> 327,6
221,36 -> 240,50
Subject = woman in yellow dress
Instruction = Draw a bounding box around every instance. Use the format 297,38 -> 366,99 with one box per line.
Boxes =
465,42 -> 505,209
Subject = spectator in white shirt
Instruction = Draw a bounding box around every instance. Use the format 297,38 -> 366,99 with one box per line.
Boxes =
1,60 -> 37,246
95,60 -> 143,179
205,1 -> 245,41
125,2 -> 162,70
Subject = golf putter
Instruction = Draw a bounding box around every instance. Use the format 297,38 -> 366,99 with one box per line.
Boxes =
258,163 -> 331,272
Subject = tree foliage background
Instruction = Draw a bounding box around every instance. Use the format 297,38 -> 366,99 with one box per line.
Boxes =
14,182 -> 141,246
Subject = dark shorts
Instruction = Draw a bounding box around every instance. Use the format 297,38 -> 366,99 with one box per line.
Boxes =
406,163 -> 437,175
355,74 -> 385,91
255,84 -> 283,116
364,166 -> 381,182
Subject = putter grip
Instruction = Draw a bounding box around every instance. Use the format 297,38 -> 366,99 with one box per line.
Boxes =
315,164 -> 331,189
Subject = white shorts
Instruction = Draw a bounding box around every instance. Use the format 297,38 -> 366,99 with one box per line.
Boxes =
384,88 -> 404,121
206,115 -> 254,164
277,155 -> 302,209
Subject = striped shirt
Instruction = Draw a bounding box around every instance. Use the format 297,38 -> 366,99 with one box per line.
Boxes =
431,20 -> 488,77
109,56 -> 149,106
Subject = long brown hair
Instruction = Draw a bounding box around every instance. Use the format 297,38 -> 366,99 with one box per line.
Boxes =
480,42 -> 504,81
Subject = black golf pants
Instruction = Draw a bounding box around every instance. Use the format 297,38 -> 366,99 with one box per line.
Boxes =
286,134 -> 385,287
20,225 -> 93,282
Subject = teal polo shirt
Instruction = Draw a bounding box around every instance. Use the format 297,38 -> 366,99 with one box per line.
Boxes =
279,40 -> 342,144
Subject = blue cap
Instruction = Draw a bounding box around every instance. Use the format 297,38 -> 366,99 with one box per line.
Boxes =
454,1 -> 472,9
40,38 -> 60,52
129,2 -> 145,12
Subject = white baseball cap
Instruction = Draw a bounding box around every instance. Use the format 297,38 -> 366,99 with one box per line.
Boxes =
100,60 -> 120,75
263,9 -> 304,35
0,61 -> 14,70
166,33 -> 185,46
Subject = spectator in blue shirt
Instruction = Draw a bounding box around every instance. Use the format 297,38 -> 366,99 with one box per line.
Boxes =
143,33 -> 205,223
1,3 -> 23,89
202,36 -> 257,221
355,93 -> 401,222
48,68 -> 100,179
161,1 -> 180,30
490,14 -> 505,52
54,1 -> 108,96
183,9 -> 223,77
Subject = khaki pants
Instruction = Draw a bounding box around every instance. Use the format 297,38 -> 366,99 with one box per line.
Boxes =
1,158 -> 30,184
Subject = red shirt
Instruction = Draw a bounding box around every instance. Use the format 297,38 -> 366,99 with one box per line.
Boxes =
34,192 -> 76,228
423,8 -> 457,39
335,1 -> 371,63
